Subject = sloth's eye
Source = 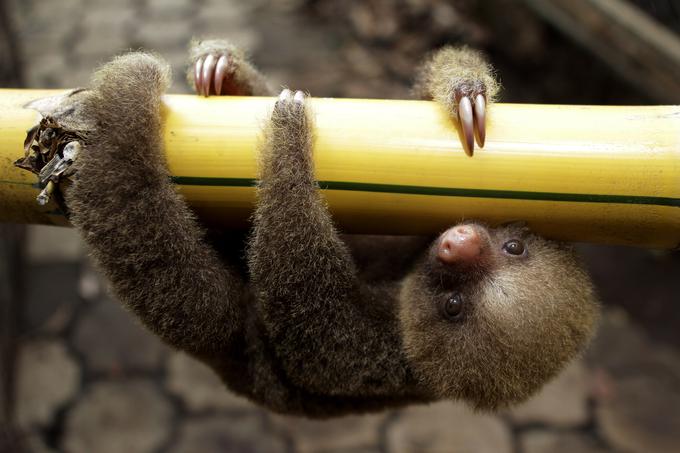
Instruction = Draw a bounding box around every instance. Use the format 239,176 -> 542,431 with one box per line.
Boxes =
443,293 -> 463,320
503,239 -> 525,256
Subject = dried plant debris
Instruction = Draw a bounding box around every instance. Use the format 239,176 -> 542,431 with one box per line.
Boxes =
15,117 -> 82,206
14,89 -> 92,206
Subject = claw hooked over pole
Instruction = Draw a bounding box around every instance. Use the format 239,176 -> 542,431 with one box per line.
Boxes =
194,59 -> 204,95
214,55 -> 230,96
458,96 -> 474,156
201,54 -> 217,97
474,94 -> 486,148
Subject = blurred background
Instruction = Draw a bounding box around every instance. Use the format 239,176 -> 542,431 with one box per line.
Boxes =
2,0 -> 680,452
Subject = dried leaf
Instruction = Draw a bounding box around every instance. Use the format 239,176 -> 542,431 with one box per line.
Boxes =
14,91 -> 92,205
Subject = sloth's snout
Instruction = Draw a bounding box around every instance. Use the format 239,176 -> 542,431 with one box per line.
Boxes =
437,225 -> 482,265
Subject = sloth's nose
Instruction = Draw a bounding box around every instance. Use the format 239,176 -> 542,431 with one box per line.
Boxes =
437,225 -> 482,264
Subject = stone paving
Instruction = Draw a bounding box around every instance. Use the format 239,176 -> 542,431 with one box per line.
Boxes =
4,0 -> 680,452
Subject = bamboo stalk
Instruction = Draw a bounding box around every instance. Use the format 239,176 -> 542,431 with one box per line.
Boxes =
1,89 -> 679,248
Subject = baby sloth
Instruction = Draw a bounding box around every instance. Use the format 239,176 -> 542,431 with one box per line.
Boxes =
62,40 -> 599,417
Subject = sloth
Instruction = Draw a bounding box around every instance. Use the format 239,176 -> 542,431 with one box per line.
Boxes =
54,39 -> 599,417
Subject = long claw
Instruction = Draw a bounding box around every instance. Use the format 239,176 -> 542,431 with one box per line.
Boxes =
194,59 -> 204,95
278,89 -> 292,102
201,54 -> 217,97
293,90 -> 305,104
474,94 -> 486,148
214,55 -> 229,96
458,96 -> 474,156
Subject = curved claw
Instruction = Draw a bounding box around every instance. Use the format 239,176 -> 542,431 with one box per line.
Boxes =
201,54 -> 217,97
293,90 -> 305,104
458,96 -> 474,156
214,55 -> 229,96
278,88 -> 292,103
474,94 -> 486,148
194,59 -> 204,95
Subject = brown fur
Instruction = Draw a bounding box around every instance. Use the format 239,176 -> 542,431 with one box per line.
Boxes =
400,225 -> 598,409
414,46 -> 499,114
61,43 -> 599,417
187,39 -> 272,96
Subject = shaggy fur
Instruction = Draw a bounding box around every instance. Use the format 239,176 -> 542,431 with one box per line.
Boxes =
400,225 -> 598,409
61,42 -> 599,417
187,39 -> 272,96
414,46 -> 499,115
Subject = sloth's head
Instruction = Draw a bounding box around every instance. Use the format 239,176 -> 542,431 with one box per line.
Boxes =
400,222 -> 599,410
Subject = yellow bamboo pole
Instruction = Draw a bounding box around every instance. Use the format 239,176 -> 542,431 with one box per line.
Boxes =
1,89 -> 679,248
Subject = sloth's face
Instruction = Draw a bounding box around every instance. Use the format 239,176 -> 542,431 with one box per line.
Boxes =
399,222 -> 600,410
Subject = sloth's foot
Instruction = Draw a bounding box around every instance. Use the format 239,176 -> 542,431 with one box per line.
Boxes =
193,49 -> 250,96
275,88 -> 306,112
189,39 -> 271,97
415,47 -> 498,156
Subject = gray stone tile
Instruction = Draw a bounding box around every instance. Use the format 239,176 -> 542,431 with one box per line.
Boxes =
72,7 -> 137,59
165,351 -> 255,413
134,19 -> 195,52
321,448 -> 381,453
596,375 -> 680,453
509,361 -> 589,427
63,379 -> 174,453
196,0 -> 252,24
72,31 -> 130,61
586,308 -> 680,453
22,53 -> 72,89
26,226 -> 83,263
385,402 -> 512,453
519,431 -> 614,453
72,298 -> 169,374
78,260 -> 103,302
24,262 -> 81,334
64,64 -> 100,88
25,431 -> 59,453
146,0 -> 194,20
15,340 -> 81,427
79,0 -> 135,6
585,308 -> 680,380
270,412 -> 385,453
169,414 -> 287,453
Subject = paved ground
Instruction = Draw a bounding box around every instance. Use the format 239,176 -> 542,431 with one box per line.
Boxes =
4,0 -> 680,452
